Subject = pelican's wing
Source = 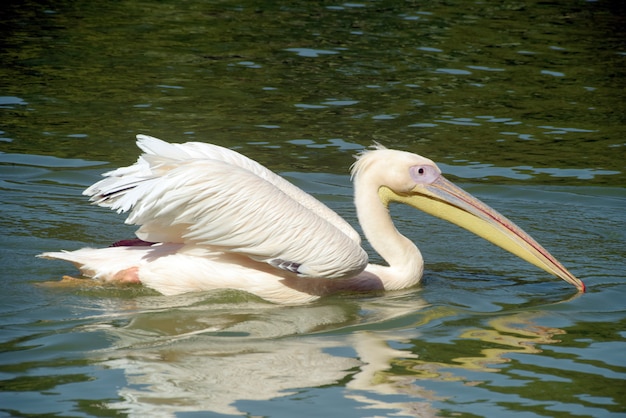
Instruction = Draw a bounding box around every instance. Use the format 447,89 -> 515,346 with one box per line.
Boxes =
84,135 -> 368,279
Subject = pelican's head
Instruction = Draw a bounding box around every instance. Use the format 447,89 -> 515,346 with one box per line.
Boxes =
352,145 -> 585,292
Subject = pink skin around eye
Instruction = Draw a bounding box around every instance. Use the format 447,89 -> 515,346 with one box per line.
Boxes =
409,165 -> 440,185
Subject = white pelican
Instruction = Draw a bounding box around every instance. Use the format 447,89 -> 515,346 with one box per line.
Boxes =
39,135 -> 585,303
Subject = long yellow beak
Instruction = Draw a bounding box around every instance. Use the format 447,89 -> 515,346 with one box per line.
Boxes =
379,176 -> 585,292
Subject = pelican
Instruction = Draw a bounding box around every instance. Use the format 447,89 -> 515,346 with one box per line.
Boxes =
39,135 -> 585,304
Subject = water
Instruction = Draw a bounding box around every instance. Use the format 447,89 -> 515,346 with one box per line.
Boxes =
1,1 -> 625,417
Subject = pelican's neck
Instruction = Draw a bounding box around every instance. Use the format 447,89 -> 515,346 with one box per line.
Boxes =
354,178 -> 424,290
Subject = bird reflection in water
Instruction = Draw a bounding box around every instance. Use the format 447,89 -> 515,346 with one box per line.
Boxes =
84,293 -> 567,417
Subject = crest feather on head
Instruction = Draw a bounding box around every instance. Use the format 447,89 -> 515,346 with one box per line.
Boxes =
351,142 -> 387,179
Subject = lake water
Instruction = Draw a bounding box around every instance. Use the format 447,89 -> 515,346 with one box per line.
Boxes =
1,1 -> 625,417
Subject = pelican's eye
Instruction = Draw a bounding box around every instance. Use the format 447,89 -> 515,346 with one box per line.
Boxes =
409,165 -> 439,185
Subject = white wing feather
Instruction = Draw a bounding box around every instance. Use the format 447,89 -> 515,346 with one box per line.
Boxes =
84,135 -> 368,280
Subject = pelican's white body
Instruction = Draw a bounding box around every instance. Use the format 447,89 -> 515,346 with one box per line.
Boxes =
41,135 -> 425,303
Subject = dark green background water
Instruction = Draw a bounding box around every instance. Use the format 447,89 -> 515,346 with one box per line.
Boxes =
1,1 -> 625,417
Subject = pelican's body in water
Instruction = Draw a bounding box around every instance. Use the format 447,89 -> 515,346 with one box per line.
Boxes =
40,135 -> 585,303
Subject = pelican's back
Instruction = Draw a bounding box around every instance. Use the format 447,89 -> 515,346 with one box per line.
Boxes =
83,135 -> 368,280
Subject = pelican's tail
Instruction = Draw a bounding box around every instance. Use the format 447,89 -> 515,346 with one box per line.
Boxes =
38,246 -> 153,282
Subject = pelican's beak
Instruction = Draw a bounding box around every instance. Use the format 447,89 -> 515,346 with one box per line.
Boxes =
379,176 -> 585,292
